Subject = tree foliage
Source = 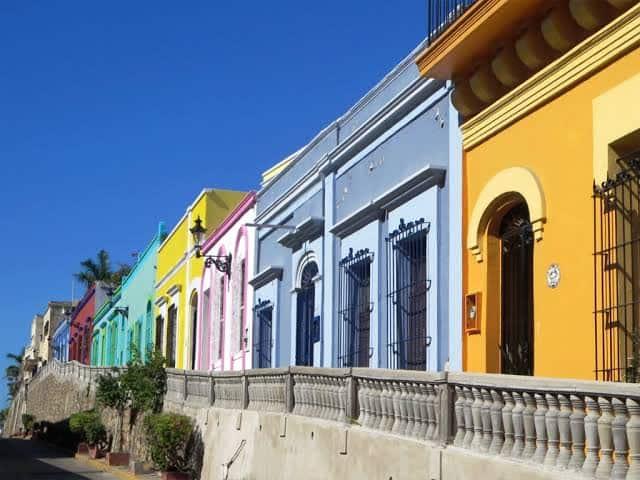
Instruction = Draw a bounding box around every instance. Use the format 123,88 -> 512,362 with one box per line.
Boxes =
124,346 -> 166,415
4,351 -> 23,399
74,250 -> 131,288
69,410 -> 106,447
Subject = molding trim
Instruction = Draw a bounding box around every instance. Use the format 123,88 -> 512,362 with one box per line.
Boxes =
167,284 -> 182,297
461,3 -> 640,150
330,166 -> 446,239
467,167 -> 546,262
278,217 -> 325,250
249,266 -> 283,289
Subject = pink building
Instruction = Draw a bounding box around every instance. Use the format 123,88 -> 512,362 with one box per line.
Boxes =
196,193 -> 256,371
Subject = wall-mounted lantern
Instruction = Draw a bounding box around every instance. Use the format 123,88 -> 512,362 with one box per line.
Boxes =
190,216 -> 232,277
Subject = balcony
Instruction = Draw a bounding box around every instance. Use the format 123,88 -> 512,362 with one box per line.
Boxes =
427,0 -> 477,46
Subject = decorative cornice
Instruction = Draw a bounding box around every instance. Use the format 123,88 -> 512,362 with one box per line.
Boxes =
249,266 -> 284,289
461,3 -> 640,149
416,0 -> 505,78
330,166 -> 446,239
154,295 -> 168,307
277,217 -> 325,250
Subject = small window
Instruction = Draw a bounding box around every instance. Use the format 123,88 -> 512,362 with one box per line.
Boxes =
338,248 -> 374,367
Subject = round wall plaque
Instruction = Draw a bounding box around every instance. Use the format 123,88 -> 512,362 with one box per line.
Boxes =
547,264 -> 560,289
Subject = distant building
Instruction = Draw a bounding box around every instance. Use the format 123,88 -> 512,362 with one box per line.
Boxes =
68,281 -> 110,364
23,314 -> 43,380
39,301 -> 74,367
91,224 -> 166,367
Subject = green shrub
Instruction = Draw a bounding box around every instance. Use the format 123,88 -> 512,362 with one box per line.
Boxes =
69,410 -> 106,447
144,413 -> 193,472
124,347 -> 166,414
21,414 -> 35,431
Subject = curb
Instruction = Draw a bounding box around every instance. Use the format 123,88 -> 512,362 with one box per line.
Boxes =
74,454 -> 143,480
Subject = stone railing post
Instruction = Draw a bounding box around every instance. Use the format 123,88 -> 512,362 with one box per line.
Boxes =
182,371 -> 188,402
346,371 -> 357,423
612,397 -> 629,478
438,381 -> 452,446
241,372 -> 249,410
285,368 -> 294,413
208,375 -> 215,406
626,398 -> 640,477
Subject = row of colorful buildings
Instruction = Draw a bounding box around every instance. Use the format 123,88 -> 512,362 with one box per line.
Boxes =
22,0 -> 640,383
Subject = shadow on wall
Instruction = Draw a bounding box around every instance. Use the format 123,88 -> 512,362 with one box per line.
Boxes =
187,427 -> 205,480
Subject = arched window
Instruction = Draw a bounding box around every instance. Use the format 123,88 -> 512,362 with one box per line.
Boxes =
296,260 -> 319,366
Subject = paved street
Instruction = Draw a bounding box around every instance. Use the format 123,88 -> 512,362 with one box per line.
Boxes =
0,438 -> 120,480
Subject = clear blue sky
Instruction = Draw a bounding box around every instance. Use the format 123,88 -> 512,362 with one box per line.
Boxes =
0,1 -> 426,406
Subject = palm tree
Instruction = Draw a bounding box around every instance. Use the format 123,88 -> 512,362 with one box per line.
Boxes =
5,351 -> 23,399
75,250 -> 113,288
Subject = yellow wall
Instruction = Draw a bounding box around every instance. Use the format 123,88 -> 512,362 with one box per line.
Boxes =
463,46 -> 640,380
155,188 -> 247,369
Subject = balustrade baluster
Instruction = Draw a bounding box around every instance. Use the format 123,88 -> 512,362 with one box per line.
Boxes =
433,383 -> 441,440
489,389 -> 504,455
378,381 -> 390,431
338,378 -> 347,422
454,386 -> 466,447
426,384 -> 436,441
626,398 -> 640,479
398,382 -> 410,436
522,393 -> 537,461
544,394 -> 560,469
404,382 -> 416,437
569,395 -> 586,471
463,387 -> 474,448
501,391 -> 515,457
471,387 -> 483,451
532,393 -> 547,465
357,379 -> 366,426
480,389 -> 492,453
583,396 -> 600,476
383,381 -> 395,433
557,394 -> 573,470
511,391 -> 525,460
417,383 -> 429,440
596,397 -> 614,479
391,382 -> 402,435
612,397 -> 629,479
410,382 -> 422,439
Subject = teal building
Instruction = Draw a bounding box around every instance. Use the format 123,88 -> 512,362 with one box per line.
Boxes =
91,223 -> 166,366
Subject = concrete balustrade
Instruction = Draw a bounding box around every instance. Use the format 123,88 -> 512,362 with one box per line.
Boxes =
39,359 -> 640,479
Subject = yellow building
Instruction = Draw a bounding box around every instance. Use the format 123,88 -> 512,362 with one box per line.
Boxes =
417,0 -> 640,380
154,188 -> 246,369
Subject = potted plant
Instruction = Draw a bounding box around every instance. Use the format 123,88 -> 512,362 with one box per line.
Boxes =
21,414 -> 35,437
144,413 -> 193,480
81,411 -> 107,459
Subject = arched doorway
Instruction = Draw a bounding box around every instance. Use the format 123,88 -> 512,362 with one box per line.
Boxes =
190,291 -> 198,370
499,203 -> 534,376
296,261 -> 318,366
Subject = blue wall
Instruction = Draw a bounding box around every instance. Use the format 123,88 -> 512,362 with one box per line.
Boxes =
253,39 -> 463,371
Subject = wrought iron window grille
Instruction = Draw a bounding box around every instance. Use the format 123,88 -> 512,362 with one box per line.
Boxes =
593,153 -> 640,382
386,218 -> 432,371
338,248 -> 374,368
253,299 -> 273,369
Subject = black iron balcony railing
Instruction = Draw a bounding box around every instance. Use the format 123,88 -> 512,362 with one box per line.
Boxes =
427,0 -> 476,45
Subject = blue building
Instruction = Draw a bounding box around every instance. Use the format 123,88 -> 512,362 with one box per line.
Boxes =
250,39 -> 462,371
51,315 -> 70,363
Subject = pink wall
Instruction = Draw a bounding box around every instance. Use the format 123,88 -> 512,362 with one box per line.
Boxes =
196,193 -> 256,372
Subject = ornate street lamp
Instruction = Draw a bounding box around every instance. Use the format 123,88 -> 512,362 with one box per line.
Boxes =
190,216 -> 232,277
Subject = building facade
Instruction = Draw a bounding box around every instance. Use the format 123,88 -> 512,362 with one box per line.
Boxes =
154,189 -> 247,369
91,224 -> 166,367
251,41 -> 463,371
51,319 -> 70,363
416,0 -> 640,380
39,301 -> 74,367
195,193 -> 256,372
68,282 -> 110,365
23,314 -> 43,380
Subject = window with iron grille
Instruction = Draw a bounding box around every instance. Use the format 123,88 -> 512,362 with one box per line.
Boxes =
218,277 -> 225,359
594,152 -> 640,382
338,248 -> 374,367
253,300 -> 273,369
166,305 -> 177,368
155,315 -> 164,353
386,218 -> 431,370
239,260 -> 246,351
